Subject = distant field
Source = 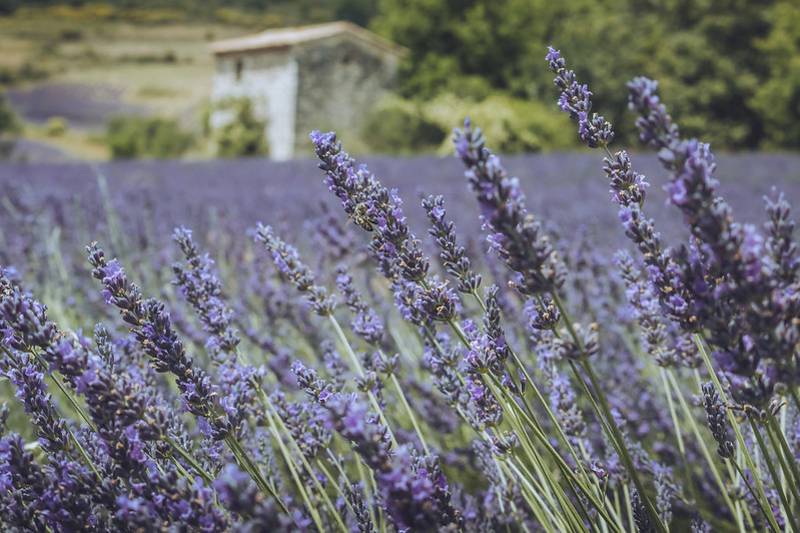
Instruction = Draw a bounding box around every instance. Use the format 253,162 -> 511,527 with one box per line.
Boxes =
2,152 -> 798,260
0,7 -> 253,158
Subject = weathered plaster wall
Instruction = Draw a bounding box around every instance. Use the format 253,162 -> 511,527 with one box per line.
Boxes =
211,34 -> 399,159
211,51 -> 298,160
293,36 -> 399,154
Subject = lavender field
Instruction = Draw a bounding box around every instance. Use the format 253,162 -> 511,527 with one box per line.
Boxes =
1,46 -> 800,533
6,84 -> 145,128
3,151 -> 799,263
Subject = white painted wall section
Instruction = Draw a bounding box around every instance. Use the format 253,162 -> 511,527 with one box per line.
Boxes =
211,54 -> 299,160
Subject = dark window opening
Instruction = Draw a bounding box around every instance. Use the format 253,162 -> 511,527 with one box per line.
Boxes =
235,58 -> 244,81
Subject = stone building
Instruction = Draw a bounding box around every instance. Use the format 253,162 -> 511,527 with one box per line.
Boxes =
210,22 -> 405,160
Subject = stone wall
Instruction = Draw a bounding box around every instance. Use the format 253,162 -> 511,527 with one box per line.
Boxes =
211,34 -> 399,159
293,35 -> 399,154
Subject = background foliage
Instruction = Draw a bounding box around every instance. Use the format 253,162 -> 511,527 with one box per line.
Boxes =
0,91 -> 17,137
372,0 -> 800,150
212,98 -> 269,158
0,0 -> 798,156
106,115 -> 194,159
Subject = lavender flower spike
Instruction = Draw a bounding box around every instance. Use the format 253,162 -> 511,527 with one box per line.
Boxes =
255,223 -> 336,316
335,265 -> 384,345
0,351 -> 70,454
323,392 -> 462,531
422,194 -> 481,294
87,243 -> 228,439
544,47 -> 696,330
701,383 -> 734,459
310,130 -> 430,285
172,226 -> 240,361
453,119 -> 564,297
546,46 -> 614,148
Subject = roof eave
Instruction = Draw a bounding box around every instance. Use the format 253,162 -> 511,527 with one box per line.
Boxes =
209,21 -> 407,58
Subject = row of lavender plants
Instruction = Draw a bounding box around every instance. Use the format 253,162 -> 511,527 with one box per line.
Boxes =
0,48 -> 798,532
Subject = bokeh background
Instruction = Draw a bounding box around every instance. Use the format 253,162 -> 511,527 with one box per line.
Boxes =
0,0 -> 799,162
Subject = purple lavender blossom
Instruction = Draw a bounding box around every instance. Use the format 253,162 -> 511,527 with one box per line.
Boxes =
764,190 -> 799,284
336,265 -> 384,345
545,48 -> 698,332
342,481 -> 374,533
271,391 -> 331,460
453,119 -> 565,297
0,352 -> 70,453
323,392 -> 462,531
701,383 -> 734,459
87,243 -> 229,438
604,151 -> 649,207
391,278 -> 429,327
631,487 -> 654,533
291,360 -> 338,404
547,46 -> 614,148
415,277 -> 458,323
422,194 -> 481,294
172,226 -> 240,360
525,295 -> 560,331
616,251 -> 681,367
464,370 -> 503,429
255,224 -> 336,316
311,132 -> 443,312
627,78 -> 800,406
0,433 -> 49,530
173,227 -> 265,438
214,464 -> 309,531
547,366 -> 587,443
626,76 -> 681,154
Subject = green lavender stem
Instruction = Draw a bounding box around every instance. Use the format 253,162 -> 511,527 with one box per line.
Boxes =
551,292 -> 666,533
328,313 -> 400,448
693,334 -> 782,532
766,412 -> 800,506
748,417 -> 799,532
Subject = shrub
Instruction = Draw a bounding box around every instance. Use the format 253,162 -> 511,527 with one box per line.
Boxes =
362,99 -> 446,154
0,62 -> 49,86
214,98 -> 268,158
58,28 -> 83,42
374,0 -> 800,150
105,115 -> 194,159
0,91 -> 18,137
45,116 -> 67,137
363,93 -> 573,155
120,51 -> 179,64
423,93 -> 576,154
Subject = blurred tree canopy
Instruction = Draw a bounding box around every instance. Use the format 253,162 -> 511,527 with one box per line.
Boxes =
372,0 -> 800,150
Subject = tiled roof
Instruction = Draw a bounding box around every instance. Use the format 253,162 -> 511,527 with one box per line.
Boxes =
210,21 -> 405,56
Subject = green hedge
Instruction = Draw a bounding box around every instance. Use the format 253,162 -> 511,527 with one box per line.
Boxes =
106,116 -> 194,159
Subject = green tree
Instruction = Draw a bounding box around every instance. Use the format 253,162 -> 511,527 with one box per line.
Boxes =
750,0 -> 800,148
215,98 -> 268,158
373,0 -> 796,150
